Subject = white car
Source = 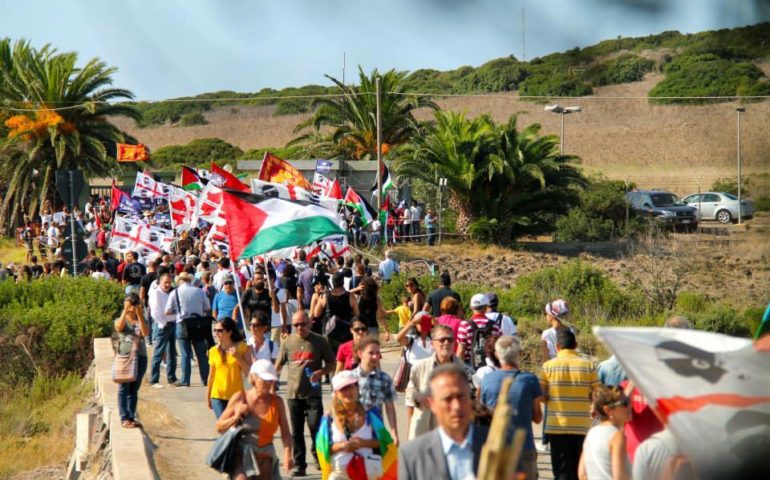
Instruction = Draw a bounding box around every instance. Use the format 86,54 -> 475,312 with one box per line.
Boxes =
681,192 -> 754,224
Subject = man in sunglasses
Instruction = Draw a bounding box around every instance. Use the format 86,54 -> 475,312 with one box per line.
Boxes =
275,310 -> 335,477
405,324 -> 468,441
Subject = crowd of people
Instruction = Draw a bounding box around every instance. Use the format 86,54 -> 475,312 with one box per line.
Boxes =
3,195 -> 722,480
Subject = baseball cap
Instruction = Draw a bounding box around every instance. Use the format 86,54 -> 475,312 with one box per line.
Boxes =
470,293 -> 490,309
249,359 -> 278,381
332,370 -> 359,392
485,292 -> 499,308
222,273 -> 235,284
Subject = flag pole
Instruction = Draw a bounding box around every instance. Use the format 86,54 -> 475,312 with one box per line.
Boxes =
376,76 -> 385,245
230,252 -> 249,344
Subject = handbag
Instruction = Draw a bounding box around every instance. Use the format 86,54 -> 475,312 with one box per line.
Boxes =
174,289 -> 214,344
112,333 -> 140,383
205,424 -> 247,473
392,337 -> 413,393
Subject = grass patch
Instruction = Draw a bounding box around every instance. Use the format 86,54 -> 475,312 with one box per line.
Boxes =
0,239 -> 27,266
0,374 -> 89,479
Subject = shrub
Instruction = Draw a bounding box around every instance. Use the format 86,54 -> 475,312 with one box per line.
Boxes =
694,304 -> 752,337
519,73 -> 593,97
178,112 -> 208,126
274,98 -> 312,115
590,54 -> 655,86
151,138 -> 243,169
0,277 -> 123,383
755,196 -> 770,212
554,178 -> 642,241
710,176 -> 751,196
467,217 -> 504,245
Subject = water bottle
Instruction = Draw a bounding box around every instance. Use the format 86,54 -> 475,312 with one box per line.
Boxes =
305,367 -> 320,389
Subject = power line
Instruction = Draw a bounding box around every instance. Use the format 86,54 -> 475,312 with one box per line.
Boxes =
1,90 -> 768,112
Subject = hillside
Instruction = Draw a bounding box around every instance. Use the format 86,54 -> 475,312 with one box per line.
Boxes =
110,22 -> 770,197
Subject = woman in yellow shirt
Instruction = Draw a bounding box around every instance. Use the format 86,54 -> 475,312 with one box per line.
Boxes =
207,317 -> 253,419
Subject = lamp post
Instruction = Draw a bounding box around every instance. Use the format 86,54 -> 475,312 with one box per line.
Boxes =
545,104 -> 581,154
438,177 -> 447,245
736,107 -> 745,224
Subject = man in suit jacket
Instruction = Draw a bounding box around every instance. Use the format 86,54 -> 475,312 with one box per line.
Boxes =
399,363 -> 489,480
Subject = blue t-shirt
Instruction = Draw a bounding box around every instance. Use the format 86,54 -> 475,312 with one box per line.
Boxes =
480,369 -> 543,451
212,291 -> 240,324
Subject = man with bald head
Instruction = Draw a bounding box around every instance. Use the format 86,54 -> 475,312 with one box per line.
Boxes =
276,310 -> 335,476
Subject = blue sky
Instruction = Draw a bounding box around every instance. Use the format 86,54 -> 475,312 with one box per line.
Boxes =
1,0 -> 767,100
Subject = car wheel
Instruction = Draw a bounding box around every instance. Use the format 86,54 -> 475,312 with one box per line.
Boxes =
716,209 -> 732,224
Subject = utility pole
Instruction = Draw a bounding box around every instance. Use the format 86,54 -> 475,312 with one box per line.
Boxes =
376,76 -> 384,243
736,107 -> 745,224
438,177 -> 447,245
521,6 -> 526,61
69,171 -> 78,275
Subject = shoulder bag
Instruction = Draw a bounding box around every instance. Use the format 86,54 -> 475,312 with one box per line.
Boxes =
112,327 -> 140,383
175,289 -> 214,345
393,337 -> 414,393
206,394 -> 250,473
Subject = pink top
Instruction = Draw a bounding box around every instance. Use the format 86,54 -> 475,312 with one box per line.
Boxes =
436,314 -> 463,339
336,340 -> 357,369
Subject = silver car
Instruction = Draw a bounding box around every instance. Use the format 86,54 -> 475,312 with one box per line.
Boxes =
681,192 -> 754,224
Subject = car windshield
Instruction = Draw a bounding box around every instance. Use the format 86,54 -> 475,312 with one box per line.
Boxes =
723,193 -> 737,200
650,193 -> 681,207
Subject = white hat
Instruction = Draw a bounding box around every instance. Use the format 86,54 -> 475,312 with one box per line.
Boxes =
249,359 -> 278,381
331,370 -> 359,392
470,293 -> 490,309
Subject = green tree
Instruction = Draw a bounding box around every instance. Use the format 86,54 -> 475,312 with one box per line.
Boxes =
394,111 -> 585,240
290,66 -> 438,160
0,39 -> 141,229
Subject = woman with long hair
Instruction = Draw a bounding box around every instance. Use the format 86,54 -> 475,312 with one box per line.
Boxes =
316,371 -> 397,480
578,386 -> 632,480
309,273 -> 329,336
405,277 -> 425,317
356,277 -> 388,339
207,317 -> 253,419
115,293 -> 149,429
216,360 -> 293,479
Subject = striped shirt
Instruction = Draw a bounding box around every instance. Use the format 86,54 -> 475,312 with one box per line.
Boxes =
539,349 -> 599,435
456,314 -> 502,361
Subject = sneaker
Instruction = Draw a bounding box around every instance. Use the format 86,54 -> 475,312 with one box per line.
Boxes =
535,440 -> 550,454
150,383 -> 164,389
171,382 -> 190,388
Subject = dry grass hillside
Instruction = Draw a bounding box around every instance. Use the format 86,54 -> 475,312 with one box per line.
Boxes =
112,75 -> 770,197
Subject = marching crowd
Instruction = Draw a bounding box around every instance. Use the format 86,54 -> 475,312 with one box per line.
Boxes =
4,196 -> 709,480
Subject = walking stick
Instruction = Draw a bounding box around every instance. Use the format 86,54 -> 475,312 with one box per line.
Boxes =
477,377 -> 526,480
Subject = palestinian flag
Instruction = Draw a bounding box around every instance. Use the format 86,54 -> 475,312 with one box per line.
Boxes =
344,186 -> 378,225
182,166 -> 206,191
755,303 -> 770,339
221,190 -> 346,259
371,163 -> 395,196
326,178 -> 343,200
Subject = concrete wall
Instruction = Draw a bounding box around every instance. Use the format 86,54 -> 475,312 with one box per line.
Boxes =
93,337 -> 156,480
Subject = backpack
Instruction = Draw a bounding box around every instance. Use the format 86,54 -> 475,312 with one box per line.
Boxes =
470,313 -> 502,370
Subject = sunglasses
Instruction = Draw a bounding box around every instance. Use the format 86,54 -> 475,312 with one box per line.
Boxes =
249,323 -> 261,328
608,397 -> 630,408
292,322 -> 308,327
213,328 -> 225,333
352,327 -> 368,333
434,336 -> 454,343
224,281 -> 234,285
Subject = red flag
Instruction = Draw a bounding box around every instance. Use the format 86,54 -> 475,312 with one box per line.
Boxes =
327,178 -> 343,200
110,180 -> 128,211
211,162 -> 249,192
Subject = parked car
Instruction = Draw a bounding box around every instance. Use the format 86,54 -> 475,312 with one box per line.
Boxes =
626,190 -> 699,230
680,192 -> 754,224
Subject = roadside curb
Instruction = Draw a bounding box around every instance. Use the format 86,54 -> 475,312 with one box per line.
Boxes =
93,337 -> 156,480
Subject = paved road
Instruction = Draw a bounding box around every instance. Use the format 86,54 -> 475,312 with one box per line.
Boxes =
138,344 -> 552,479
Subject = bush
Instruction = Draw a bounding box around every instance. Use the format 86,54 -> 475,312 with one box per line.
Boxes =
554,178 -> 642,241
151,138 -> 243,169
467,217 -> 504,245
590,54 -> 655,86
755,196 -> 770,212
710,176 -> 751,196
178,112 -> 208,126
519,73 -> 593,97
0,277 -> 123,383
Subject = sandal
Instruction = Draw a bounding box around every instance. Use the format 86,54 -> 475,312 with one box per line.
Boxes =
121,420 -> 137,429
131,420 -> 143,429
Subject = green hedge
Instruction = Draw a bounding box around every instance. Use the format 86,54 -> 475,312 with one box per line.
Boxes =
0,277 -> 124,385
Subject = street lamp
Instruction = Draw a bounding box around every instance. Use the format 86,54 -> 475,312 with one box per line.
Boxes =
545,104 -> 581,154
736,106 -> 745,224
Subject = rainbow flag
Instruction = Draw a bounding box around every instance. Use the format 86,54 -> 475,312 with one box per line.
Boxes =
315,408 -> 397,480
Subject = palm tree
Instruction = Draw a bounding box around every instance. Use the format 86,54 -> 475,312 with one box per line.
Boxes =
0,38 -> 141,230
394,110 -> 586,240
289,66 -> 438,160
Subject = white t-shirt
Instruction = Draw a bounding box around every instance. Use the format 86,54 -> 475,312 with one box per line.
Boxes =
46,226 -> 60,247
410,205 -> 422,222
633,429 -> 679,480
270,288 -> 288,328
248,333 -> 278,361
406,335 -> 434,364
52,211 -> 67,226
486,312 -> 517,336
331,419 -> 374,471
91,271 -> 109,281
541,327 -> 558,360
